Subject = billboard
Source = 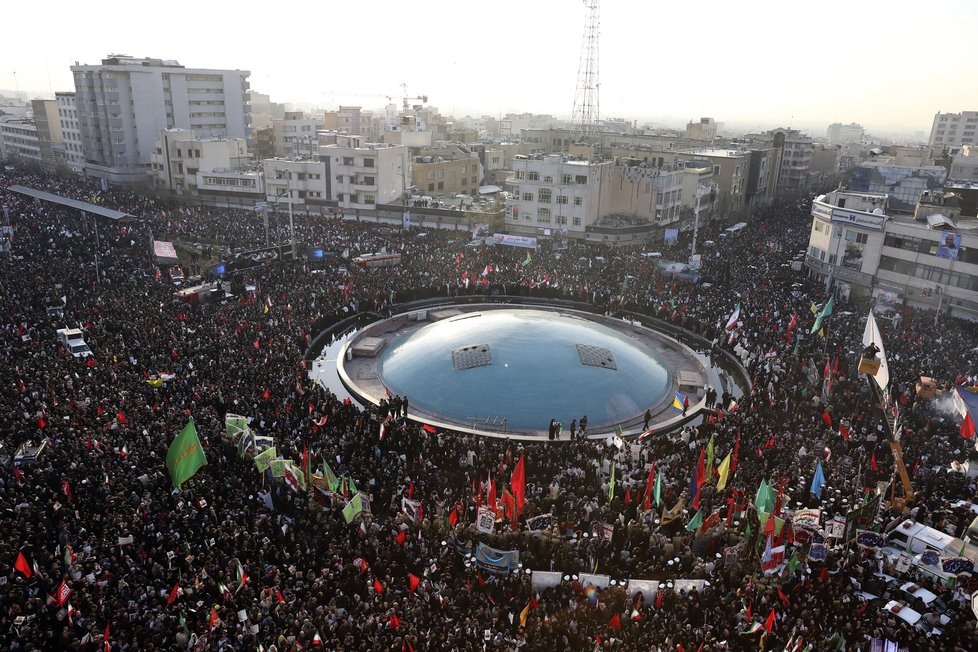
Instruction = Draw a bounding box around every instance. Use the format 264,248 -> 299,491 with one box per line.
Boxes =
937,232 -> 962,260
491,233 -> 537,249
831,208 -> 885,231
223,245 -> 296,273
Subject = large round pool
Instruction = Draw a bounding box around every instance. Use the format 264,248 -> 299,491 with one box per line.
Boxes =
376,309 -> 671,431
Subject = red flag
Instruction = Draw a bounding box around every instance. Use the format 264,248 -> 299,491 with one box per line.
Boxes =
209,605 -> 220,630
777,587 -> 790,607
421,424 -> 437,433
839,425 -> 850,441
608,613 -> 621,631
117,410 -> 128,425
373,578 -> 384,594
764,514 -> 776,536
962,413 -> 976,440
764,607 -> 776,633
395,531 -> 407,545
62,479 -> 72,499
167,582 -> 180,605
38,417 -> 46,429
389,613 -> 400,629
643,461 -> 656,510
263,389 -> 271,401
655,591 -> 664,609
408,481 -> 414,499
57,578 -> 72,605
869,453 -> 878,471
448,506 -> 458,525
510,454 -> 526,516
14,552 -> 32,578
276,589 -> 285,603
696,447 -> 706,488
731,430 -> 740,474
820,412 -> 832,428
104,623 -> 110,652
489,475 -> 498,513
408,573 -> 421,592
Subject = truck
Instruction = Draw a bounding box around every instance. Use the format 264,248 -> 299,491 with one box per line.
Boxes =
352,253 -> 402,269
56,327 -> 92,358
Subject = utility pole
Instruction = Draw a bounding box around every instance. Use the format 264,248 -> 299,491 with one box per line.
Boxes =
286,169 -> 295,259
690,184 -> 706,260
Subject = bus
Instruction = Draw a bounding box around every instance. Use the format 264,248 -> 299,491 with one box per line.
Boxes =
352,253 -> 402,269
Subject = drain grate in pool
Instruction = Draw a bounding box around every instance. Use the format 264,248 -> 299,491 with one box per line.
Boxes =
576,344 -> 617,370
453,344 -> 492,371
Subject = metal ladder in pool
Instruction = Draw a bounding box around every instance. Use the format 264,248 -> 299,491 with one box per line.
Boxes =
468,416 -> 507,430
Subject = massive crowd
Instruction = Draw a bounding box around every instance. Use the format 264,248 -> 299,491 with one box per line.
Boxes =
2,165 -> 978,651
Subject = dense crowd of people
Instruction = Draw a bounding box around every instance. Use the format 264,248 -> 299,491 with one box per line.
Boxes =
2,165 -> 978,651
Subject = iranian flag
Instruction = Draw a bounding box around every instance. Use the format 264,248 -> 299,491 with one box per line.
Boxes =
236,561 -> 248,587
283,464 -> 302,493
725,304 -> 741,331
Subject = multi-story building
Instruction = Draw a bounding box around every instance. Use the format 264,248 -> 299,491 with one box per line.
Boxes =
850,162 -> 947,211
262,158 -> 330,215
150,128 -> 251,195
804,189 -> 978,319
826,122 -> 864,144
505,155 -> 691,242
949,146 -> 978,182
411,146 -> 482,197
929,111 -> 978,148
321,135 -> 408,211
271,111 -> 323,158
683,148 -> 751,219
770,128 -> 814,190
685,117 -> 718,142
0,119 -> 41,165
56,92 -> 84,173
71,55 -> 250,183
31,100 -> 64,171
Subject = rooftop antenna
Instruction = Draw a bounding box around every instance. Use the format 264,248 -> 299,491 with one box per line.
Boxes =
571,0 -> 600,141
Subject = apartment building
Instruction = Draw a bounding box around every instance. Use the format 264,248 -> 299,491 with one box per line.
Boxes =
0,119 -> 41,165
826,122 -> 864,145
411,147 -> 482,197
56,92 -> 84,173
272,111 -> 323,158
151,128 -> 250,195
321,135 -> 408,211
71,55 -> 250,183
685,117 -> 718,141
929,111 -> 978,148
805,189 -> 978,319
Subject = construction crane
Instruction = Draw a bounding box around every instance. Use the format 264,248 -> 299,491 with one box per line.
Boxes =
399,82 -> 427,112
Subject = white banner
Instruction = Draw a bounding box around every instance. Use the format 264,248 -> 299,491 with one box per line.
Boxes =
579,573 -> 610,590
672,579 -> 707,594
530,571 -> 564,591
628,579 -> 659,602
476,506 -> 495,534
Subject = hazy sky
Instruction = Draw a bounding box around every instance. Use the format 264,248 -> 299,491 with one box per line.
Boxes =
3,0 -> 977,135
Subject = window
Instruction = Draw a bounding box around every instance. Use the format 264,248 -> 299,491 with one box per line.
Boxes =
522,193 -> 533,201
437,169 -> 445,178
575,175 -> 587,184
557,195 -> 568,205
713,165 -> 721,175
538,189 -> 551,203
363,158 -> 374,167
528,171 -> 539,181
462,178 -> 468,186
543,176 -> 552,183
427,171 -> 435,180
364,194 -> 375,204
574,196 -> 582,206
538,208 -> 551,223
845,230 -> 868,244
556,215 -> 567,225
343,157 -> 354,166
561,174 -> 573,185
515,170 -> 525,180
438,182 -> 444,190
471,164 -> 477,173
573,216 -> 581,226
363,176 -> 375,185
428,183 -> 434,191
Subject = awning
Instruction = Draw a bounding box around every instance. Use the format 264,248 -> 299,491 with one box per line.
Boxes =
5,185 -> 134,221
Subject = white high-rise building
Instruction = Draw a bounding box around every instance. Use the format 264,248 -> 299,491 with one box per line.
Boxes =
56,92 -> 84,173
929,111 -> 978,148
71,55 -> 250,183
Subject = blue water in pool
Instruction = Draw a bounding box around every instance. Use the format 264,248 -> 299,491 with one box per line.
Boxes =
378,309 -> 671,431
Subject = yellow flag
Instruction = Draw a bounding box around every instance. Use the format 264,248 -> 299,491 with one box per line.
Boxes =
716,452 -> 732,491
519,601 -> 530,627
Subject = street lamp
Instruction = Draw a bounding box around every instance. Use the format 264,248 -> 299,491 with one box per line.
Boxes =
690,184 -> 707,260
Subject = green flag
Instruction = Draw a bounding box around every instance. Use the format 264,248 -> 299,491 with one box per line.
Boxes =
322,461 -> 339,492
347,476 -> 358,496
224,414 -> 249,438
745,522 -> 753,545
254,446 -> 277,473
754,479 -> 770,513
653,473 -> 662,507
787,551 -> 800,574
342,493 -> 364,523
705,434 -> 715,477
179,612 -> 190,636
686,508 -> 703,532
608,462 -> 616,502
165,419 -> 208,489
521,251 -> 532,268
268,458 -> 289,478
810,296 -> 834,334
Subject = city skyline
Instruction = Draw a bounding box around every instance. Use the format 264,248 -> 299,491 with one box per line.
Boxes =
2,0 -> 977,138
